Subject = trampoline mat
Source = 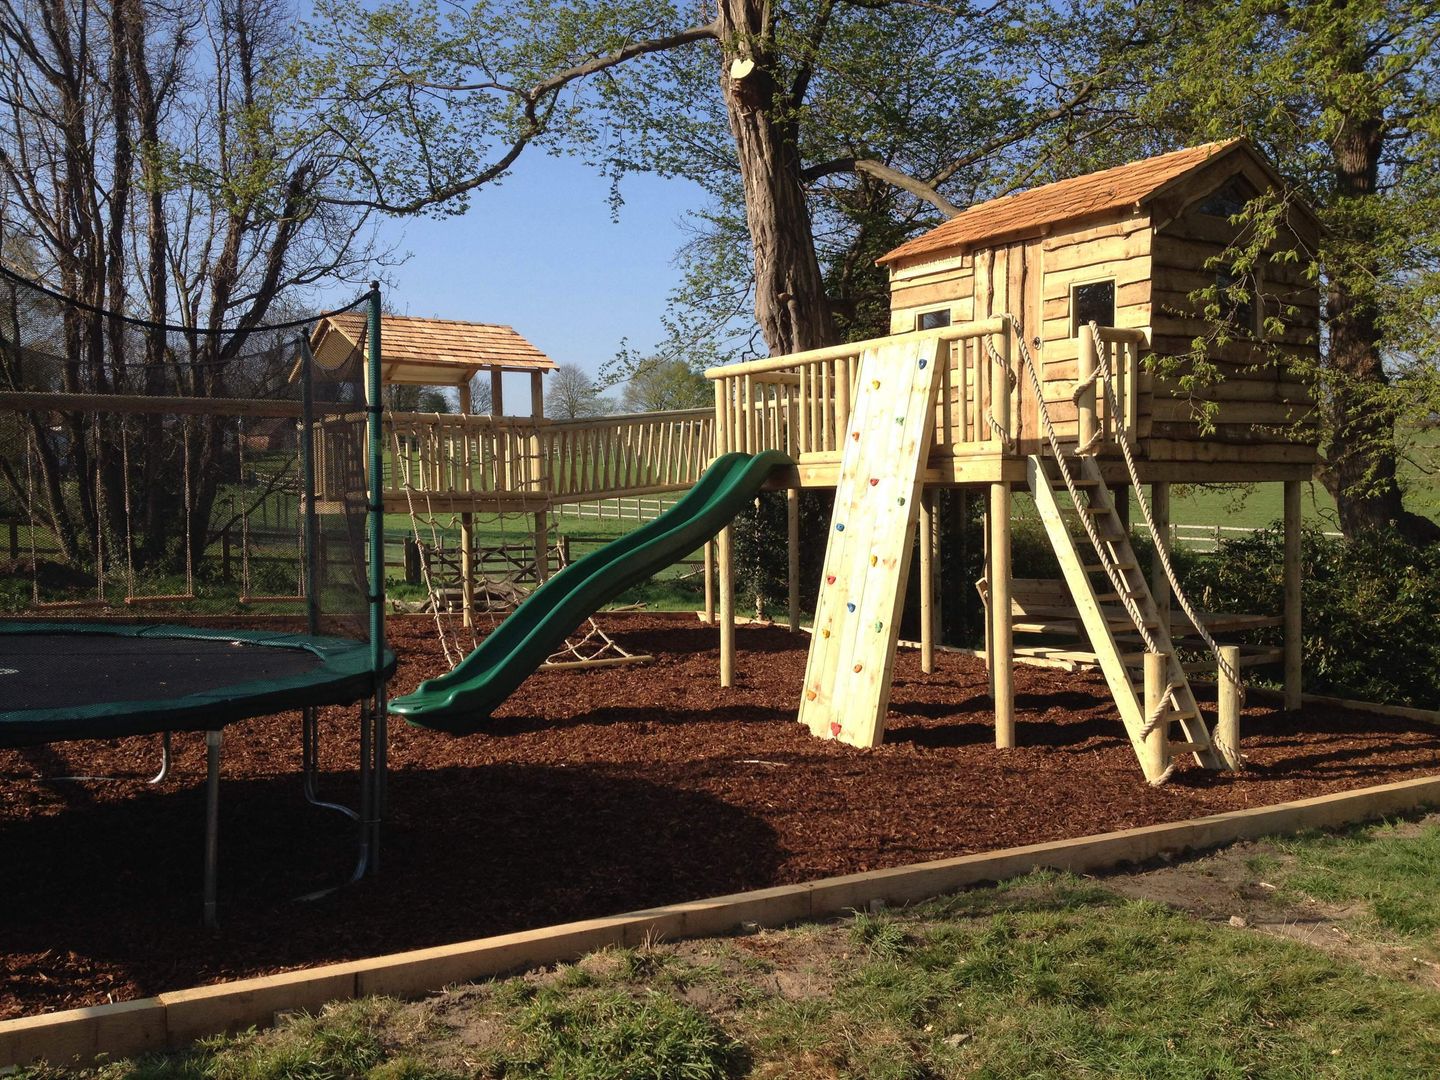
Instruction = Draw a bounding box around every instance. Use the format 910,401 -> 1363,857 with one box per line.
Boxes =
0,624 -> 389,748
1,634 -> 322,712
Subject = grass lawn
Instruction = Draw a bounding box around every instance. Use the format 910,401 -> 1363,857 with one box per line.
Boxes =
34,816 -> 1440,1079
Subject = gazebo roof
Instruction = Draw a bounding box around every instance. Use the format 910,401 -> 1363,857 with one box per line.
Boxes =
310,312 -> 557,386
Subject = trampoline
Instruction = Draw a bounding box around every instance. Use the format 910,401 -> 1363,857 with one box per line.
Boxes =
0,624 -> 395,925
0,269 -> 393,926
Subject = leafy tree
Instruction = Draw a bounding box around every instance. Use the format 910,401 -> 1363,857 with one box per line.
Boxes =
621,359 -> 711,412
388,384 -> 454,412
307,0 -> 1106,358
1104,0 -> 1440,540
546,363 -> 614,419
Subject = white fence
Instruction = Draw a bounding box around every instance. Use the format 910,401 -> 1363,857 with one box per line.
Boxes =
551,494 -> 682,525
1136,521 -> 1342,553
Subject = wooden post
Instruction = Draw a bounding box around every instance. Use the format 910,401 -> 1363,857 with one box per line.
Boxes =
1283,480 -> 1302,709
702,540 -> 715,624
786,487 -> 800,633
992,329 -> 1011,443
458,379 -> 475,628
1142,651 -> 1171,782
1217,644 -> 1243,770
919,488 -> 936,674
1150,481 -> 1171,632
989,482 -> 1014,747
718,525 -> 735,687
1077,328 -> 1098,453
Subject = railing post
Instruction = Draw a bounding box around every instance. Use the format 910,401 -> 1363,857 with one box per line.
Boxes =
992,328 -> 1011,445
1124,340 -> 1140,437
1077,328 -> 1098,454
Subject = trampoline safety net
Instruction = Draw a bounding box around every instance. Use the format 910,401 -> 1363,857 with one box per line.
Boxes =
0,263 -> 374,642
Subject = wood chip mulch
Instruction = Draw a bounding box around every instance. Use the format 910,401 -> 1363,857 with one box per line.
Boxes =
2,613 -> 1437,1021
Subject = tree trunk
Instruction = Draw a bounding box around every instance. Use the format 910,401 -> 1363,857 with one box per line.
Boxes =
716,0 -> 835,356
1321,123 -> 1440,544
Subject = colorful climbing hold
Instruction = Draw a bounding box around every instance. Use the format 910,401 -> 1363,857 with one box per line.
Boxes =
851,431 -> 860,441
825,574 -> 835,584
853,663 -> 864,673
874,621 -> 884,633
806,689 -> 817,701
846,602 -> 856,612
829,721 -> 842,737
836,523 -> 845,531
868,477 -> 879,487
871,379 -> 881,389
918,358 -> 928,368
895,416 -> 905,424
821,628 -> 831,639
869,554 -> 878,566
897,496 -> 906,506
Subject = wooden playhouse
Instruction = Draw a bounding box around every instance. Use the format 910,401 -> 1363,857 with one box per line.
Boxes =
706,138 -> 1322,784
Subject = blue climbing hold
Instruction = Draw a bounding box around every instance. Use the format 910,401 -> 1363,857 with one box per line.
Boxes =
836,523 -> 845,532
918,358 -> 928,369
847,602 -> 856,612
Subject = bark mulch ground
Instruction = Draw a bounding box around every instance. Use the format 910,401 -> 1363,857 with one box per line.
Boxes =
3,613 -> 1437,1021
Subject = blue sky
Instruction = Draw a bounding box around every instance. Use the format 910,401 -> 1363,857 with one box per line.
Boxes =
368,154 -> 708,405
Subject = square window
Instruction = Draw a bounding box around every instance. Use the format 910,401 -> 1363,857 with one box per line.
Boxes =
1071,280 -> 1115,336
916,309 -> 951,331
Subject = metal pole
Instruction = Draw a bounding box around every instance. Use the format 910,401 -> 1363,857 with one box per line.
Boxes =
203,730 -> 222,928
298,332 -> 321,638
365,285 -> 389,874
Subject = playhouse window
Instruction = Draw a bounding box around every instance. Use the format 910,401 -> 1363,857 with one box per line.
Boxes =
1197,174 -> 1258,219
1070,280 -> 1115,335
916,308 -> 951,331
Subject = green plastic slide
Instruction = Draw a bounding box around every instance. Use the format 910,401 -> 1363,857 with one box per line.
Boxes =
389,450 -> 793,732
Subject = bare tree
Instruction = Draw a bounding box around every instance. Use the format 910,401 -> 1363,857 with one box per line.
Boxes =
545,364 -> 612,419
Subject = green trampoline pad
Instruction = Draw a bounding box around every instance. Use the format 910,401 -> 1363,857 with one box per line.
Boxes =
0,623 -> 393,748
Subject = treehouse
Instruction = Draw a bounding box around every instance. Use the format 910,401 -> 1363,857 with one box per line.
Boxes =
705,138 -> 1323,784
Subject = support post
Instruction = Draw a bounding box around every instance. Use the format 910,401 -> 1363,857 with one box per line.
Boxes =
718,526 -> 735,686
1218,643 -> 1243,769
919,488 -> 936,674
989,482 -> 1013,747
1142,652 -> 1170,783
1150,481 -> 1171,632
703,540 -> 715,624
786,487 -> 800,633
1283,480 -> 1302,709
1077,328 -> 1098,453
203,729 -> 222,928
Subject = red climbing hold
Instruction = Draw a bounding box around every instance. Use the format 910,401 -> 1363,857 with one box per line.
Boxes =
869,477 -> 879,486
825,574 -> 835,584
829,721 -> 842,737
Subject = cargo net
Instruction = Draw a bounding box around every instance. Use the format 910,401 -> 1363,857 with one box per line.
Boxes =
0,264 -> 371,640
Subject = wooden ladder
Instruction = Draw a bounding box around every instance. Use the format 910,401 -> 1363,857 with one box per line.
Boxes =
1026,453 -> 1226,781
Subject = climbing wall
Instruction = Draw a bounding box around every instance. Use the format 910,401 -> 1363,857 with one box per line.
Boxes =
799,337 -> 943,748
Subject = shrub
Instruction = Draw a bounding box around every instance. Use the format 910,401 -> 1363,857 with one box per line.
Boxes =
1183,525 -> 1440,708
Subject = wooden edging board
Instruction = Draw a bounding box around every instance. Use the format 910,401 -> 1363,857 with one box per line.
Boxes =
5,772 -> 1439,1068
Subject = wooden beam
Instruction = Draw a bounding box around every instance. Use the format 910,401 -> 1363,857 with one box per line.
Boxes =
786,487 -> 800,634
491,368 -> 505,417
919,488 -> 936,674
1218,644 -> 1243,768
718,525 -> 735,687
1283,480 -> 1302,709
530,370 -> 544,419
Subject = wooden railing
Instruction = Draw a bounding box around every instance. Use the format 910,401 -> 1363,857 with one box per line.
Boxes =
543,409 -> 713,503
356,408 -> 715,508
705,320 -> 1154,463
1074,325 -> 1147,451
705,318 -> 1016,459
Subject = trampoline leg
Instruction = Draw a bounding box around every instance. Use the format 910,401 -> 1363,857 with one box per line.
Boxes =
148,731 -> 172,785
203,730 -> 222,929
372,689 -> 387,875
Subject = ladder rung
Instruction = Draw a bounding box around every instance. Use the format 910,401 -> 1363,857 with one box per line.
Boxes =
1083,561 -> 1136,573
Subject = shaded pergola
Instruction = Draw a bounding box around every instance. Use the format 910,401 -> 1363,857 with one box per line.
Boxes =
309,312 -> 556,416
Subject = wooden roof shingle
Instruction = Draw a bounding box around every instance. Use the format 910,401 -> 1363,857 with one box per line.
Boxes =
310,312 -> 556,386
879,140 -> 1264,266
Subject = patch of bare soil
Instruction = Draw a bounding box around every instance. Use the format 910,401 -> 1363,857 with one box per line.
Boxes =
1102,815 -> 1440,988
2,613 -> 1438,1019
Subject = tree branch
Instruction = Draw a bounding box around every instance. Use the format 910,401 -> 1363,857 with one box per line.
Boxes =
802,157 -> 965,217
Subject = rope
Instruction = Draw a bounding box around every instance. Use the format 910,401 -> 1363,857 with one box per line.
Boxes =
1083,321 -> 1246,703
1008,317 -> 1191,782
979,334 -> 1018,449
